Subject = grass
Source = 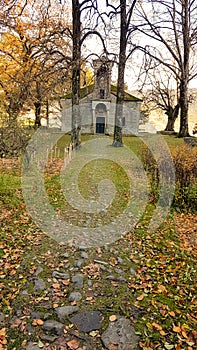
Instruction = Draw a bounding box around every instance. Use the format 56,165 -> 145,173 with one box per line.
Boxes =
0,134 -> 196,350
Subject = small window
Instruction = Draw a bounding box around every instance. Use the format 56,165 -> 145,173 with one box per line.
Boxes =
122,116 -> 125,126
100,89 -> 105,99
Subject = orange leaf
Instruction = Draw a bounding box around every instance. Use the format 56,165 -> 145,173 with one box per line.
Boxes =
160,330 -> 166,336
67,339 -> 79,349
173,325 -> 181,333
32,319 -> 44,326
86,296 -> 93,301
169,311 -> 175,317
109,315 -> 117,322
152,322 -> 162,331
37,319 -> 44,326
0,328 -> 7,345
175,345 -> 181,350
108,344 -> 119,350
181,330 -> 188,339
62,279 -> 70,286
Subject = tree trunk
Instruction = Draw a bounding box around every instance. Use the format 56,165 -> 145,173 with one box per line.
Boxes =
46,99 -> 49,128
71,0 -> 81,149
34,102 -> 41,128
6,96 -> 22,126
34,82 -> 42,128
179,78 -> 189,137
178,0 -> 190,137
165,104 -> 179,131
112,0 -> 127,147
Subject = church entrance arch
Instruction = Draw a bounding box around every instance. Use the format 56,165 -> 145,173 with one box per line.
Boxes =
95,103 -> 107,134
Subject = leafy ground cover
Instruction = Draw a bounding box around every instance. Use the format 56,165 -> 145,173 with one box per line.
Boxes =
0,135 -> 196,350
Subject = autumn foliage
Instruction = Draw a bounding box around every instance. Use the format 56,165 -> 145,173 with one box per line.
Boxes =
142,143 -> 197,211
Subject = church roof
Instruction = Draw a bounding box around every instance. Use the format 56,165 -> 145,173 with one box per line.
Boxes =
63,84 -> 142,102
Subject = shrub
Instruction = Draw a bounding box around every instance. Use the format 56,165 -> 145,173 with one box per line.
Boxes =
172,144 -> 197,211
0,125 -> 32,158
141,143 -> 197,212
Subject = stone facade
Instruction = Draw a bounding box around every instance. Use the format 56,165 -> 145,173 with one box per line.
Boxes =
61,57 -> 142,135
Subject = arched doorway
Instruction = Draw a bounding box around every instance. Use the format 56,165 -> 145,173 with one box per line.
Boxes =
95,103 -> 107,134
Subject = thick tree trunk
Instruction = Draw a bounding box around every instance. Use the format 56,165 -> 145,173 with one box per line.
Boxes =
178,0 -> 190,137
178,79 -> 189,137
71,0 -> 81,149
113,0 -> 127,147
165,104 -> 179,131
6,95 -> 23,126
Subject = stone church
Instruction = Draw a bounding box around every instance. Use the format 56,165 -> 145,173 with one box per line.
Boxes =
61,57 -> 142,135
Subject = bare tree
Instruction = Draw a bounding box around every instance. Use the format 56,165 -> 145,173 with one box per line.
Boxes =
104,0 -> 137,147
139,66 -> 180,132
132,0 -> 197,137
71,0 -> 109,148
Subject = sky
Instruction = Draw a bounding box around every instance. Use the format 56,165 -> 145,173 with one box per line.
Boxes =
82,0 -> 197,91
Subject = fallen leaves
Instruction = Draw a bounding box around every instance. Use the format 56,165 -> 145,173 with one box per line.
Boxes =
1,159 -> 197,350
126,212 -> 197,349
109,315 -> 117,322
67,339 -> 80,349
169,311 -> 176,317
137,293 -> 145,301
32,319 -> 44,326
0,328 -> 7,348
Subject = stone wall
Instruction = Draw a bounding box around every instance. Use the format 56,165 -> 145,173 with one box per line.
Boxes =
61,94 -> 140,135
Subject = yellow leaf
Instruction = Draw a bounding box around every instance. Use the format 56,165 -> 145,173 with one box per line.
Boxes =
89,330 -> 98,337
146,322 -> 153,330
0,328 -> 6,336
137,293 -> 145,301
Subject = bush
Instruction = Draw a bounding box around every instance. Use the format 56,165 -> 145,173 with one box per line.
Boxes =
0,125 -> 32,158
172,144 -> 197,211
142,143 -> 197,212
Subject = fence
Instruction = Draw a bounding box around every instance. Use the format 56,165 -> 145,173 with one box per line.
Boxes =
24,142 -> 74,169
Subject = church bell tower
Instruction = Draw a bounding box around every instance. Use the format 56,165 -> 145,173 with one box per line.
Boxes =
93,56 -> 113,100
